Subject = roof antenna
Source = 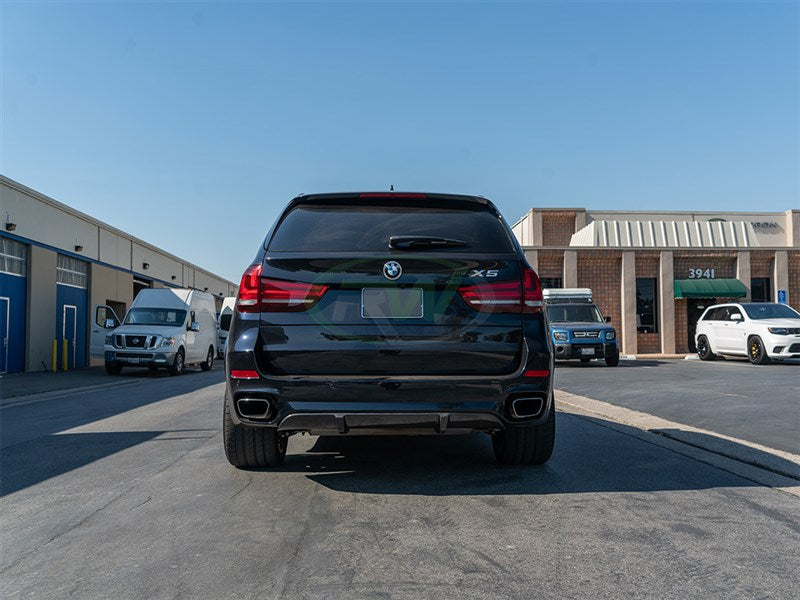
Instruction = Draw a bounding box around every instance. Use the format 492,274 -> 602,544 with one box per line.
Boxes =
390,185 -> 394,191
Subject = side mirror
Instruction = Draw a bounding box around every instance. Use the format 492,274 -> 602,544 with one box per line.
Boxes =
604,316 -> 612,323
190,322 -> 200,332
730,313 -> 743,322
105,318 -> 117,328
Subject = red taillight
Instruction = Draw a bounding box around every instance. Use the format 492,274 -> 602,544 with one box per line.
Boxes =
236,265 -> 328,313
457,281 -> 523,313
260,278 -> 328,312
457,268 -> 543,314
231,369 -> 259,380
523,369 -> 550,378
522,268 -> 544,313
236,264 -> 262,313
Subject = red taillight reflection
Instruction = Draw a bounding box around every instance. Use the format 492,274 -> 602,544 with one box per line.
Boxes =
457,268 -> 543,314
236,266 -> 328,313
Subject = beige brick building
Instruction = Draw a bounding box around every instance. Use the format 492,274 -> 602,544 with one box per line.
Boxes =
512,209 -> 800,355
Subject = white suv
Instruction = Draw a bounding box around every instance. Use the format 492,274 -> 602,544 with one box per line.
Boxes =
695,302 -> 800,364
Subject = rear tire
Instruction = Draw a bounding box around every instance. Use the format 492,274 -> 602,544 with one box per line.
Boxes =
697,335 -> 716,361
748,336 -> 770,365
105,361 -> 122,375
493,403 -> 555,465
223,401 -> 287,468
168,348 -> 185,376
201,346 -> 214,371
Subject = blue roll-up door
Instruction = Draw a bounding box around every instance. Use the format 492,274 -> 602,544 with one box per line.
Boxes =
55,255 -> 89,369
0,238 -> 28,374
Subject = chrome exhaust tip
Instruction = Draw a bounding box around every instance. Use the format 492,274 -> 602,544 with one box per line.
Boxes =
510,396 -> 545,419
236,398 -> 273,420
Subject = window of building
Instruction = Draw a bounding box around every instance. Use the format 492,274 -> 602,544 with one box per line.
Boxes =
636,278 -> 658,333
539,277 -> 562,289
56,255 -> 88,288
750,277 -> 771,303
0,238 -> 27,276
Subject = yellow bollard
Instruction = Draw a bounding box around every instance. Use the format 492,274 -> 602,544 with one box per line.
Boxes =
52,340 -> 57,373
62,339 -> 68,371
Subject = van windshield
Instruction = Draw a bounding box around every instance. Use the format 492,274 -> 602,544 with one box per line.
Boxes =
124,308 -> 187,326
547,304 -> 604,323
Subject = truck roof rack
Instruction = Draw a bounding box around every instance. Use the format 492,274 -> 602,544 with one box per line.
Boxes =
542,288 -> 593,304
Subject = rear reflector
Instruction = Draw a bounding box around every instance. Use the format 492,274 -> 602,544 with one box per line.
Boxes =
457,268 -> 544,314
359,192 -> 427,198
236,265 -> 328,313
230,369 -> 259,380
523,369 -> 550,378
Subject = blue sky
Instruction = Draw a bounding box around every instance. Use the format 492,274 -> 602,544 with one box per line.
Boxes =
2,1 -> 798,282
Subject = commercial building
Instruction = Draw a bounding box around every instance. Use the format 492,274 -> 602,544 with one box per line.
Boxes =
512,208 -> 799,355
0,176 -> 237,373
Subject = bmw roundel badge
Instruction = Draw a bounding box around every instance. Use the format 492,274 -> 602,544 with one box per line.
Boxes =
383,261 -> 402,280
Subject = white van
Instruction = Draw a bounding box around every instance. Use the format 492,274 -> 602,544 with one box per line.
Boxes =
94,288 -> 218,375
217,296 -> 236,358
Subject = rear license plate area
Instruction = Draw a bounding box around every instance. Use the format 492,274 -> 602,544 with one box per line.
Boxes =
361,288 -> 423,319
580,347 -> 594,356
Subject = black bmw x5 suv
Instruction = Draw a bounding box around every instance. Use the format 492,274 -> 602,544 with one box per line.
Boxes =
223,192 -> 555,467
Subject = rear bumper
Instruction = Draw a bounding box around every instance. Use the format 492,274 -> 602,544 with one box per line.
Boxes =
226,373 -> 554,432
553,342 -> 618,360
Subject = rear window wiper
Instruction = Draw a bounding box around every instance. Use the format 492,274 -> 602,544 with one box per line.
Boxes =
388,236 -> 468,250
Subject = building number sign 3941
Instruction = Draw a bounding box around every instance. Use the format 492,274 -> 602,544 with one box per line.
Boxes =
688,268 -> 716,279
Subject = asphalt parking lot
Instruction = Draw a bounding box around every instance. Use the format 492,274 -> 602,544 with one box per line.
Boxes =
2,366 -> 799,599
554,358 -> 800,455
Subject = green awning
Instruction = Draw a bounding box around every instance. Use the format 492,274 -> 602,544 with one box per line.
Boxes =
673,278 -> 747,299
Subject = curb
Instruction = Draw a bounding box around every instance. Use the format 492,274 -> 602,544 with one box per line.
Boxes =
556,389 -> 800,497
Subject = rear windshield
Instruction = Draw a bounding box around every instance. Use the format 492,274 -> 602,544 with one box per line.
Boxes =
219,313 -> 233,331
268,204 -> 514,253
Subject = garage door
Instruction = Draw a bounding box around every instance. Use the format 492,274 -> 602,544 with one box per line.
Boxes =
56,255 -> 88,369
0,238 -> 27,374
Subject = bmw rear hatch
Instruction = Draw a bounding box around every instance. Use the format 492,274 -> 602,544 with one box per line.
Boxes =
241,193 -> 543,376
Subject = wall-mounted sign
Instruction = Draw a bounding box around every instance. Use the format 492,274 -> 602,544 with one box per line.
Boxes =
688,268 -> 716,279
777,289 -> 787,304
705,218 -> 780,230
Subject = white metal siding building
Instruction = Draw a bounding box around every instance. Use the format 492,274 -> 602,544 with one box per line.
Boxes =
0,175 -> 237,373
